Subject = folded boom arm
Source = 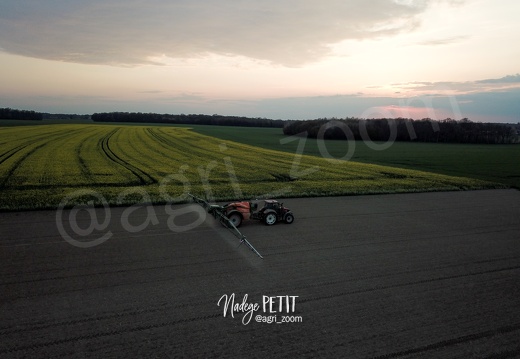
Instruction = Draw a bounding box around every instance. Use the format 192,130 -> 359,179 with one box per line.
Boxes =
188,194 -> 263,259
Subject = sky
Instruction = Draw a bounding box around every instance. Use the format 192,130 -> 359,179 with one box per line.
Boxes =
0,0 -> 519,122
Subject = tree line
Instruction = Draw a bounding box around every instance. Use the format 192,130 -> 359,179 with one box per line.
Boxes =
283,118 -> 519,144
92,112 -> 285,128
42,113 -> 91,120
0,108 -> 43,121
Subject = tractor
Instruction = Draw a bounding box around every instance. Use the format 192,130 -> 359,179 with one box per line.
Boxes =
189,194 -> 294,228
223,199 -> 294,227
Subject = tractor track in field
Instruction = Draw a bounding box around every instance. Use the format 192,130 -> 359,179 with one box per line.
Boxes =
0,314 -> 222,355
144,128 -> 192,162
0,299 -> 213,336
0,128 -> 86,188
145,127 -> 203,159
263,225 -> 519,256
146,127 -> 173,149
369,325 -> 520,359
297,265 -> 520,305
120,127 -> 177,173
239,255 -> 520,301
150,126 -> 229,159
0,144 -> 43,187
0,255 -> 244,287
0,128 -> 72,165
1,190 -> 519,357
74,127 -> 101,183
99,128 -> 156,185
2,248 -> 517,293
1,263 -> 254,301
0,143 -> 31,165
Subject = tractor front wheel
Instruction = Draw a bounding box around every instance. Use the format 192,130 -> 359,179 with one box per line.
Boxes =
284,213 -> 294,224
264,213 -> 277,226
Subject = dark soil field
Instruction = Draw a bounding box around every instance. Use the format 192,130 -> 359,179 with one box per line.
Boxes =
1,189 -> 519,358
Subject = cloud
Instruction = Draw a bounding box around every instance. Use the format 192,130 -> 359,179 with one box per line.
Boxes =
477,74 -> 520,84
415,35 -> 469,46
0,0 -> 437,67
390,74 -> 520,95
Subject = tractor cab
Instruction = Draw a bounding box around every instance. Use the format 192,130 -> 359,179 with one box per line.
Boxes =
261,199 -> 281,211
257,199 -> 294,225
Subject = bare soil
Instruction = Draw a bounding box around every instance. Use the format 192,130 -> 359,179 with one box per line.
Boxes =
1,189 -> 519,358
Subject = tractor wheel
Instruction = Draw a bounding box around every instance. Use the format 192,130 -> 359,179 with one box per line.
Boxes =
228,213 -> 242,228
284,213 -> 294,224
264,213 -> 277,226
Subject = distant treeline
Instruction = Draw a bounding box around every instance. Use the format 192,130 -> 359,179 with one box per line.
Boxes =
92,112 -> 285,128
283,118 -> 520,144
0,108 -> 43,121
42,113 -> 91,120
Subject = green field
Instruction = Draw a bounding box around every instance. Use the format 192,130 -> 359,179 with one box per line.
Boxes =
0,123 -> 502,210
189,125 -> 520,189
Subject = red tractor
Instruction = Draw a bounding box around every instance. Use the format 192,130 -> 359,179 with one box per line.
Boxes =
223,199 -> 295,227
189,194 -> 294,228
